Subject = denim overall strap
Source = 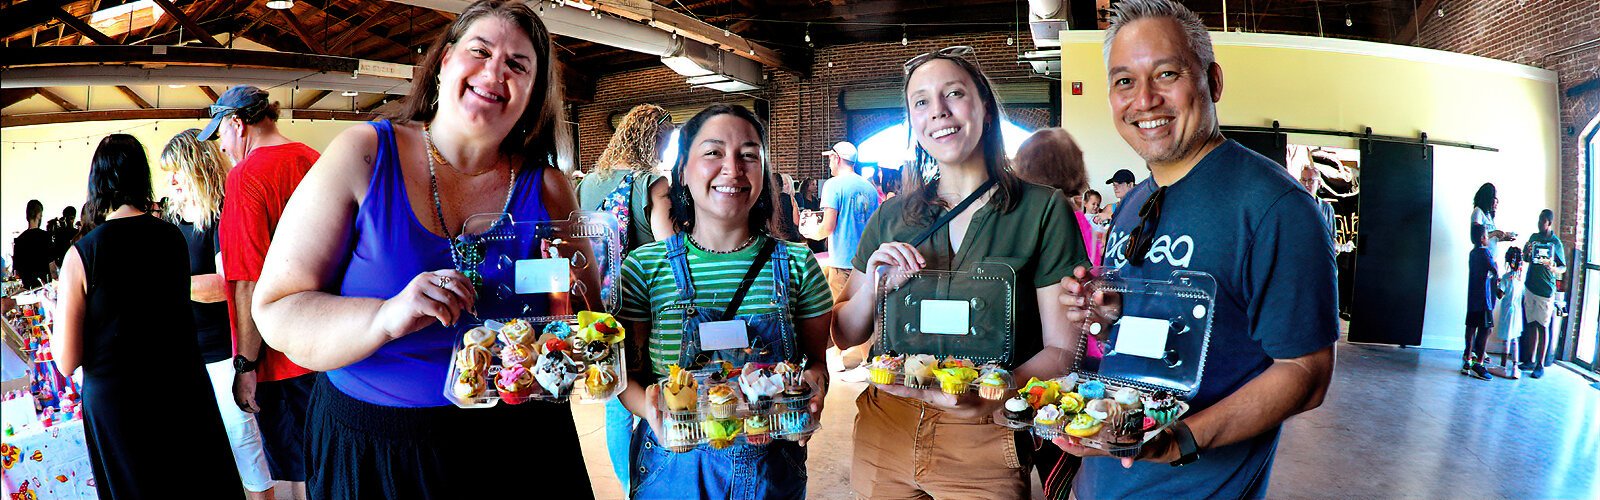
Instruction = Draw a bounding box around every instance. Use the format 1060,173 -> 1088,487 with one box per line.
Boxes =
664,233 -> 696,303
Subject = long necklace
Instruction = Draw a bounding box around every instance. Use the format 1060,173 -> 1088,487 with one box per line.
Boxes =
423,125 -> 496,177
687,232 -> 758,254
426,124 -> 517,242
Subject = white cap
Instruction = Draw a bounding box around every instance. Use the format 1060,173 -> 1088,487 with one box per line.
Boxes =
822,141 -> 858,163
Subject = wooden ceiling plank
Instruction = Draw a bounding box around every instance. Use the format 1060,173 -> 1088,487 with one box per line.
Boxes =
149,0 -> 224,47
276,8 -> 327,53
325,3 -> 400,52
115,85 -> 153,109
45,3 -> 117,45
1393,0 -> 1442,45
297,89 -> 333,109
201,86 -> 220,102
35,88 -> 82,112
1,89 -> 41,109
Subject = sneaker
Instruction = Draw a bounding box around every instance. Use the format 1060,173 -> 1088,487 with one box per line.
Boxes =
1461,360 -> 1474,376
1518,362 -> 1536,371
1531,366 -> 1545,379
1469,363 -> 1493,380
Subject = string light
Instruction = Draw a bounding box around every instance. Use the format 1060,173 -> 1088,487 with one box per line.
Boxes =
804,23 -> 811,44
901,24 -> 908,46
1007,37 -> 1014,45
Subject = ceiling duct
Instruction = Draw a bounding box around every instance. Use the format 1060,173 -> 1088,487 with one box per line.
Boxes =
661,37 -> 763,92
1023,0 -> 1069,75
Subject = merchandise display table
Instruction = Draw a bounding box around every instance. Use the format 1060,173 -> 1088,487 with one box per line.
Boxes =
1,420 -> 97,499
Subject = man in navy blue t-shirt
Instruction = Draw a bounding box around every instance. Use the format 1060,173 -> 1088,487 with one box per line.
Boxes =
1057,0 -> 1339,498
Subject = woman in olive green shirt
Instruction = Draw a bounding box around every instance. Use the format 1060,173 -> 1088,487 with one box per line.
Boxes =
831,46 -> 1090,499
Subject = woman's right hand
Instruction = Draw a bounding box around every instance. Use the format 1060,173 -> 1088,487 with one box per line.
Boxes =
373,269 -> 477,340
865,242 -> 925,295
641,383 -> 669,447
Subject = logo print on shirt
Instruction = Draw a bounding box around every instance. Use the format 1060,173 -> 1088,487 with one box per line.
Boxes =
1103,230 -> 1194,269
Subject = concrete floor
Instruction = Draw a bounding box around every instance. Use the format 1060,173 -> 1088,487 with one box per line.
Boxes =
572,342 -> 1600,499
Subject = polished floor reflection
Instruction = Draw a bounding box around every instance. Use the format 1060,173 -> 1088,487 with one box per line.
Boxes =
574,342 -> 1600,499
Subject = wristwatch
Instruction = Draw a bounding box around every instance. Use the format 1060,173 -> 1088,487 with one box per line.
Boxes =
233,355 -> 259,374
1168,420 -> 1200,467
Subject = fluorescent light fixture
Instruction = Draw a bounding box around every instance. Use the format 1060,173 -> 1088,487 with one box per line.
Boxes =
266,1 -> 295,10
168,84 -> 186,88
562,1 -> 595,11
685,74 -> 730,85
341,91 -> 358,97
661,55 -> 714,77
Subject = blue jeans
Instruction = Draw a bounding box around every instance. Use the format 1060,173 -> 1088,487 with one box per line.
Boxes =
607,398 -> 636,490
630,424 -> 808,500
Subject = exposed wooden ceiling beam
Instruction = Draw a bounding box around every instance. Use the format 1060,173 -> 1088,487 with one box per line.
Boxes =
34,88 -> 81,112
297,89 -> 333,109
326,3 -> 401,53
1,108 -> 379,128
1393,0 -> 1442,45
45,3 -> 116,45
276,9 -> 327,54
1,89 -> 40,109
598,0 -> 794,71
149,0 -> 225,47
201,86 -> 220,102
114,86 -> 153,109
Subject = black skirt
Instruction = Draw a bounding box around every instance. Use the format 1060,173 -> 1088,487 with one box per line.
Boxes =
306,375 -> 595,500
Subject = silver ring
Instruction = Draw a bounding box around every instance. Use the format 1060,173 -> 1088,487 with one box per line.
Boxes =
436,276 -> 453,288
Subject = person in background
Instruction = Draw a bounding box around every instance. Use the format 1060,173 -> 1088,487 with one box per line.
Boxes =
1083,189 -> 1103,216
51,134 -> 243,498
250,1 -> 595,496
1059,1 -> 1336,497
52,205 -> 78,267
1300,161 -> 1336,234
833,45 -> 1088,498
1462,223 -> 1499,381
1471,183 -> 1517,264
1489,246 -> 1525,379
1013,127 -> 1101,269
1520,209 -> 1566,379
160,128 -> 277,499
202,83 -> 321,500
576,102 -> 676,492
615,103 -> 832,499
801,141 -> 882,377
12,199 -> 54,289
771,170 -> 803,242
1082,189 -> 1109,255
1096,168 -> 1138,224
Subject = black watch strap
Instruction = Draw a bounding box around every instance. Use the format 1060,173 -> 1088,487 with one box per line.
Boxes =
1168,420 -> 1200,467
233,355 -> 259,373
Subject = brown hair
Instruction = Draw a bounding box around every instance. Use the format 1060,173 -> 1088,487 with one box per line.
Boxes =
1012,128 -> 1087,203
386,0 -> 565,169
595,104 -> 672,173
900,49 -> 1024,226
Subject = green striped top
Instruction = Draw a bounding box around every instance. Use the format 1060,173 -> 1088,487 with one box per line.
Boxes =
619,235 -> 833,377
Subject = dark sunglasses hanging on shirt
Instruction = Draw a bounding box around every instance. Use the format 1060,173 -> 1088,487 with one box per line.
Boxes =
1123,185 -> 1169,266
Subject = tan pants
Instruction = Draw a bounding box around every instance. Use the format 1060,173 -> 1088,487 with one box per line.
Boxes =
851,388 -> 1030,499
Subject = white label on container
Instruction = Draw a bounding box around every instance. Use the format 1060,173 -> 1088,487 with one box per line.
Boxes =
699,320 -> 750,351
514,258 -> 570,294
1114,316 -> 1169,359
921,299 -> 971,335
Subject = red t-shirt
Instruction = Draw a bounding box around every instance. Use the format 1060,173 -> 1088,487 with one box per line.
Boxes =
220,142 -> 319,382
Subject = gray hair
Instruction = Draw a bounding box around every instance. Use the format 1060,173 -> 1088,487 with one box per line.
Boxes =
1103,0 -> 1216,72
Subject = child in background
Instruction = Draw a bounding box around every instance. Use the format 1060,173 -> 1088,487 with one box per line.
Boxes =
1462,223 -> 1500,381
1489,246 -> 1525,379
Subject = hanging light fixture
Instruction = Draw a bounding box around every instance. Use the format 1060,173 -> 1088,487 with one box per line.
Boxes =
266,0 -> 295,10
342,91 -> 358,97
901,24 -> 908,46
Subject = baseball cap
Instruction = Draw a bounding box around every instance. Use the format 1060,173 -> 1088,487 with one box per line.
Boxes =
1105,169 -> 1136,184
821,141 -> 858,163
199,85 -> 271,141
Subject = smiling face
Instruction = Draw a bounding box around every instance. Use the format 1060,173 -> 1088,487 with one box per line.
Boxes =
436,17 -> 537,139
906,58 -> 989,170
681,114 -> 765,229
1299,165 -> 1320,194
1107,17 -> 1222,168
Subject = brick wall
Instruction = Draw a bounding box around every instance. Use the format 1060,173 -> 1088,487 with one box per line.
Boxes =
574,31 -> 1049,181
1416,0 -> 1600,252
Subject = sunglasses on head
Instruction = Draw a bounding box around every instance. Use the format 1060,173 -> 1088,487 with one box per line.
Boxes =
903,45 -> 976,75
1122,185 -> 1168,266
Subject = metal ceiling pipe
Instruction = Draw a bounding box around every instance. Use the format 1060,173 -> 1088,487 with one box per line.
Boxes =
390,0 -> 678,56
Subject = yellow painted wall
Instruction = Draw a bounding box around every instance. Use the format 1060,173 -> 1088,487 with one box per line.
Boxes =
1059,31 -> 1560,350
0,118 -> 363,254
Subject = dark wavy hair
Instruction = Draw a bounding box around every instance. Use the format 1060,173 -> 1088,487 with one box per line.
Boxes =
1472,182 -> 1496,218
87,134 -> 154,215
667,104 -> 774,235
900,49 -> 1023,226
1504,246 -> 1522,270
1471,222 -> 1486,246
386,0 -> 566,169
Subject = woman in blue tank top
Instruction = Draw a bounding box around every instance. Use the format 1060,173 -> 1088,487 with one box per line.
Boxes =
250,2 -> 594,497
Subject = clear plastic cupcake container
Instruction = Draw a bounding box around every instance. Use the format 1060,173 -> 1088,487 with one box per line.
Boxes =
991,268 -> 1215,458
442,316 -> 628,408
657,369 -> 821,451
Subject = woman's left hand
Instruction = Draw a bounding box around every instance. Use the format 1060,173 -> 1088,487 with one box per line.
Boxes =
797,363 -> 829,446
873,384 -> 1003,420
